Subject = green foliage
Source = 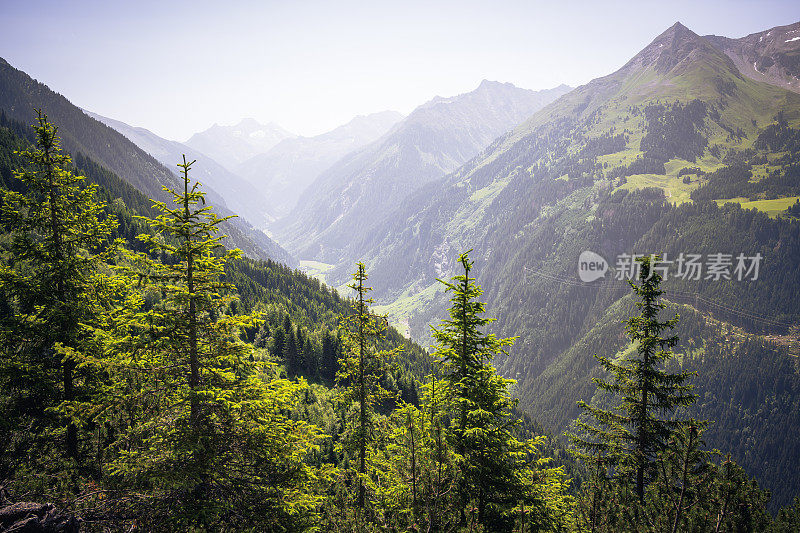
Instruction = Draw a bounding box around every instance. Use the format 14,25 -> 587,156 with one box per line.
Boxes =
3,113 -> 799,530
569,272 -> 782,531
1,58 -> 293,263
0,110 -> 117,488
334,263 -> 400,520
335,38 -> 800,515
575,423 -> 774,532
772,497 -> 800,532
70,157 -> 328,529
640,100 -> 708,162
570,256 -> 695,501
432,251 -> 574,531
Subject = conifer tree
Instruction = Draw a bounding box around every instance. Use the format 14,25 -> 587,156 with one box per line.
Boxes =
646,421 -> 714,532
73,156 -> 327,529
321,330 -> 337,380
0,111 -> 117,476
335,262 -> 399,517
384,384 -> 461,531
570,255 -> 696,502
418,367 -> 461,528
285,314 -> 299,374
273,323 -> 286,360
432,251 -> 572,529
303,335 -> 317,376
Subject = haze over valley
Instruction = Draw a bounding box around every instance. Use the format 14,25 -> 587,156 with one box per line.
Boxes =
1,2 -> 800,530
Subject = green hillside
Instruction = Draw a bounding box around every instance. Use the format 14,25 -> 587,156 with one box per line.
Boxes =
3,12 -> 800,528
0,113 -> 587,531
337,22 -> 800,509
0,57 -> 295,265
0,113 -> 427,402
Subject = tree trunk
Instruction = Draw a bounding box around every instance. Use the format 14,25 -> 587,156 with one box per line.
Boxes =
184,169 -> 199,428
358,273 -> 366,510
44,137 -> 77,462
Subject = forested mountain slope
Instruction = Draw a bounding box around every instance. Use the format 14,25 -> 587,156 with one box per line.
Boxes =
276,80 -> 572,261
339,22 -> 800,508
0,113 -> 427,402
0,57 -> 294,265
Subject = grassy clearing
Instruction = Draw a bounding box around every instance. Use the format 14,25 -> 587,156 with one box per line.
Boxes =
373,282 -> 443,338
620,172 -> 699,204
715,196 -> 800,217
299,260 -> 335,284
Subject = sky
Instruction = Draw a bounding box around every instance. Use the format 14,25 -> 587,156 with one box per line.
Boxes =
2,0 -> 799,141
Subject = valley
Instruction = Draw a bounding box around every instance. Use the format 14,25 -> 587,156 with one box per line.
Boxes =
1,6 -> 800,530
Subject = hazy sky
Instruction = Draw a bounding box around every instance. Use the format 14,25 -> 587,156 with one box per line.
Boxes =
2,0 -> 799,141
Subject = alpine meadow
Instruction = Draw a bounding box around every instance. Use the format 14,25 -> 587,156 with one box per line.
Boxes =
1,2 -> 800,532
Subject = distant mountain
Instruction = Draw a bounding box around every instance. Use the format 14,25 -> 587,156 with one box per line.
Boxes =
333,22 -> 800,509
185,118 -> 295,170
705,21 -> 800,93
0,56 -> 294,265
236,111 -> 404,218
85,111 -> 277,227
356,20 -> 800,342
276,80 -> 572,261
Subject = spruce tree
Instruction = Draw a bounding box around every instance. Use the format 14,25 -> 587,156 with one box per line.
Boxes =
431,251 -> 572,529
73,156 -> 327,529
321,330 -> 337,381
273,323 -> 286,360
385,380 -> 461,531
646,421 -> 714,532
335,262 -> 399,517
285,314 -> 299,374
0,111 -> 117,477
570,255 -> 696,502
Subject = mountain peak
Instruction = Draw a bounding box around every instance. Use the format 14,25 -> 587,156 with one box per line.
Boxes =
476,79 -> 521,93
185,118 -> 295,168
622,21 -> 738,76
237,117 -> 262,128
667,21 -> 689,33
478,79 -> 506,88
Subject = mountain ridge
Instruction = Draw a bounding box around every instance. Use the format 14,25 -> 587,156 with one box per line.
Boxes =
0,56 -> 294,265
704,20 -> 800,93
329,21 -> 800,509
235,110 -> 404,218
85,110 -> 278,227
275,80 -> 573,261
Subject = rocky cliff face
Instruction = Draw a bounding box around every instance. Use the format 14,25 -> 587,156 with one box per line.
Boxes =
705,21 -> 800,93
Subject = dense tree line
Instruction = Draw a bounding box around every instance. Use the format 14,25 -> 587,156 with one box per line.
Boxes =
0,114 -> 576,531
569,257 -> 800,531
606,155 -> 667,179
640,100 -> 708,162
2,112 -> 799,530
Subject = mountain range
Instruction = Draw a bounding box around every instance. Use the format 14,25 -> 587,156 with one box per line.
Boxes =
0,57 -> 294,265
85,110 -> 278,227
275,80 -> 573,261
185,118 -> 295,170
235,110 -> 404,218
289,21 -> 800,508
2,17 -> 800,510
